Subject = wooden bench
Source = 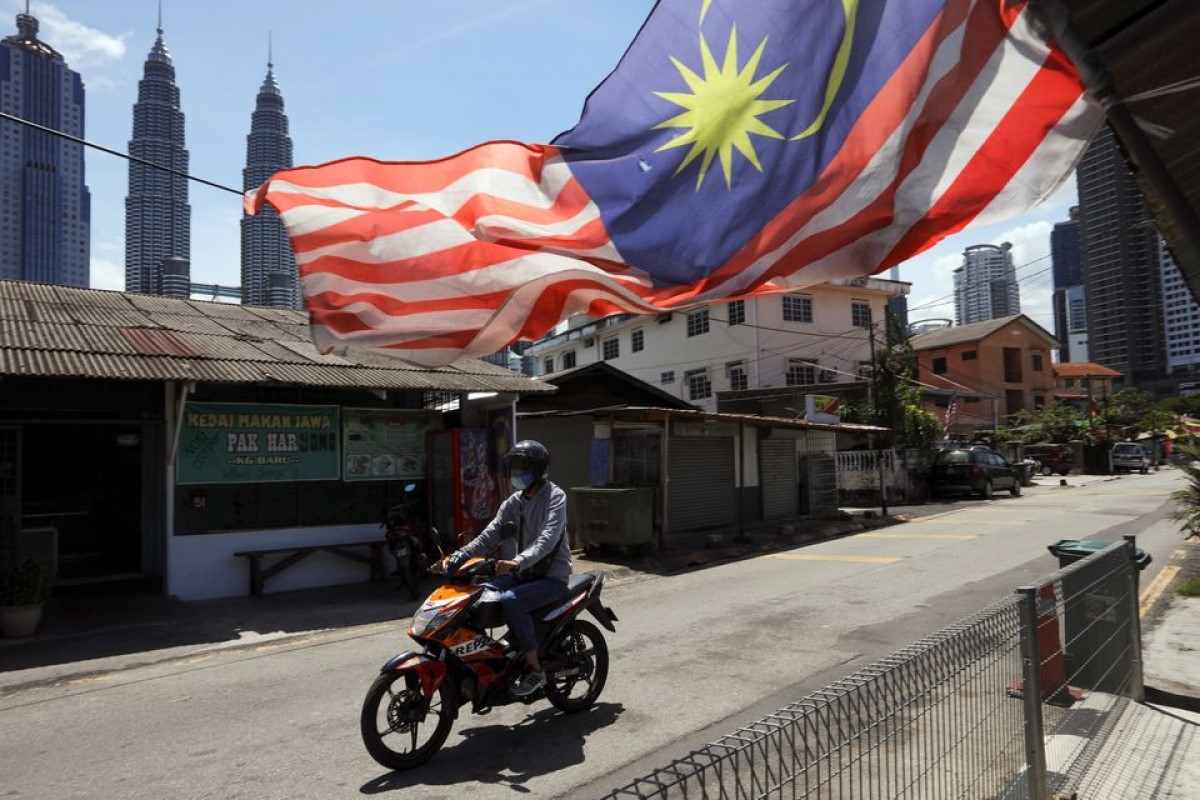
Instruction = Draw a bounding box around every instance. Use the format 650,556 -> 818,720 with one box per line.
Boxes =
233,540 -> 388,597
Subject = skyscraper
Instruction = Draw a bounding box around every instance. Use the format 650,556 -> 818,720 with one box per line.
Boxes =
240,55 -> 298,309
952,243 -> 1020,325
124,18 -> 190,296
1076,124 -> 1164,390
1051,207 -> 1086,362
0,8 -> 90,286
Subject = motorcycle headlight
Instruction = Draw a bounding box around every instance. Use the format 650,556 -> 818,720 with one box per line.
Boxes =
410,595 -> 470,637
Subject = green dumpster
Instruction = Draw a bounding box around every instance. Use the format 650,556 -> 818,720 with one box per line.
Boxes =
1046,539 -> 1149,694
1047,539 -> 1151,570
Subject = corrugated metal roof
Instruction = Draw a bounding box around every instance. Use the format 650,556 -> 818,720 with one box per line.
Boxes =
0,281 -> 554,395
1038,0 -> 1200,301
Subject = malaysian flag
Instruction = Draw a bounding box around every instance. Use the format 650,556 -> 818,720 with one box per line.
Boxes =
944,394 -> 958,433
247,0 -> 1101,367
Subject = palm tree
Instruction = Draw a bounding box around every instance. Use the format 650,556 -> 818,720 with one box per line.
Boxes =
1169,444 -> 1200,540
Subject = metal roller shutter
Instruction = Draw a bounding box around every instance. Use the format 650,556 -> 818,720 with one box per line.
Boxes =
667,437 -> 736,533
760,439 -> 798,519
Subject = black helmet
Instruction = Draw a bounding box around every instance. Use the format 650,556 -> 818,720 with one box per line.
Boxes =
503,439 -> 549,484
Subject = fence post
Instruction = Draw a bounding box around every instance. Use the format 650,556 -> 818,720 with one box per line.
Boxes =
1123,534 -> 1145,702
1018,586 -> 1048,799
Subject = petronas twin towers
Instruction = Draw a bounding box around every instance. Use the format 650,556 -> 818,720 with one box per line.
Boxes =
3,6 -> 299,305
122,17 -> 300,308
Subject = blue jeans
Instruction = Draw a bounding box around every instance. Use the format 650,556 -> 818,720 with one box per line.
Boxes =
485,575 -> 568,656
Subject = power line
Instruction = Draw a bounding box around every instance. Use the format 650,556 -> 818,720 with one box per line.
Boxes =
907,254 -> 1054,313
0,109 -> 243,196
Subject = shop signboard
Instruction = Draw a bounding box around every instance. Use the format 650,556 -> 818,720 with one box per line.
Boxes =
177,403 -> 340,484
342,409 -> 441,481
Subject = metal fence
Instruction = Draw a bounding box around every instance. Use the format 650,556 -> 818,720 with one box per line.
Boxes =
600,538 -> 1144,800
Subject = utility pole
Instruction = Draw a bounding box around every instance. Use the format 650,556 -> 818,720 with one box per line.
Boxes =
867,321 -> 889,516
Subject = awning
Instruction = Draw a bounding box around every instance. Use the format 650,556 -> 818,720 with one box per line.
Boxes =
1032,0 -> 1200,300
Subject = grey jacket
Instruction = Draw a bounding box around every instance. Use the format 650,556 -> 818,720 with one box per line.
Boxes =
453,480 -> 571,581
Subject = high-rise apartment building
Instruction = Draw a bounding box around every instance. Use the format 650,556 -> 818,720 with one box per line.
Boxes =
1051,207 -> 1086,362
1159,236 -> 1200,377
1076,124 -> 1165,391
124,21 -> 190,296
0,9 -> 90,286
952,243 -> 1020,325
240,57 -> 299,308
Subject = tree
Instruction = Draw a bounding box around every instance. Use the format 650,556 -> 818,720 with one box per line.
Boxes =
1170,444 -> 1200,540
851,331 -> 942,450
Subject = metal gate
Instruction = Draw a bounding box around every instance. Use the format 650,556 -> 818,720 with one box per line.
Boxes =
760,439 -> 798,519
805,453 -> 839,519
667,437 -> 736,533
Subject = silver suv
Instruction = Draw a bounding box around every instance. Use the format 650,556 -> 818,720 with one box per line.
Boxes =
1111,442 -> 1151,474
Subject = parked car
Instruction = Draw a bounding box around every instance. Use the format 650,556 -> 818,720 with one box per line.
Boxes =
1111,442 -> 1151,474
1023,443 -> 1075,476
929,446 -> 1022,498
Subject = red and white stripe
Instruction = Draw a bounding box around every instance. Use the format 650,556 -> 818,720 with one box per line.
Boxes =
246,142 -> 663,366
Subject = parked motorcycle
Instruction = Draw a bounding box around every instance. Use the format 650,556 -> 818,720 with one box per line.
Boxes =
359,528 -> 618,770
382,484 -> 431,601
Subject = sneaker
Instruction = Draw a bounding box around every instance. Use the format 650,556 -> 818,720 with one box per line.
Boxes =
510,670 -> 546,698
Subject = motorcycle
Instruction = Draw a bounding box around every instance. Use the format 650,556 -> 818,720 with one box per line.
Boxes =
359,525 -> 619,770
382,484 -> 431,601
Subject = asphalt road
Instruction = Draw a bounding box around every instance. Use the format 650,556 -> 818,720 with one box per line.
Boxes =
0,470 -> 1188,800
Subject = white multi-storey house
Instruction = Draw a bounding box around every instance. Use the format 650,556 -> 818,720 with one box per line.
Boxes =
525,277 -> 909,412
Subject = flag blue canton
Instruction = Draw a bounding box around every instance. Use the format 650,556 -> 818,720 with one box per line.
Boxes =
554,0 -> 946,288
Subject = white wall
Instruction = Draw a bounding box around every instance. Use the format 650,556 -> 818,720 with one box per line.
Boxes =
168,523 -> 380,601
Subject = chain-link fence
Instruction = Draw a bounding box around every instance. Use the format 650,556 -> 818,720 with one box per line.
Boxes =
600,538 -> 1144,800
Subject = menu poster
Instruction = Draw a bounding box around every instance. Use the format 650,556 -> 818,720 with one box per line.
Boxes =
342,409 -> 441,481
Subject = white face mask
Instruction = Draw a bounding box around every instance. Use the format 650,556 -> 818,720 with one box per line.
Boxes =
510,471 -> 534,491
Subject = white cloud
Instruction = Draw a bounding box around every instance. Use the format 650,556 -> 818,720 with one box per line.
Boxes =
26,3 -> 127,70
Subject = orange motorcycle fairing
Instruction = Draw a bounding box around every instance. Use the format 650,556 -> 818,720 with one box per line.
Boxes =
379,650 -> 447,699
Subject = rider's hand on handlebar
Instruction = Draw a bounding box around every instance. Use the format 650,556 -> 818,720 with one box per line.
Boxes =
495,559 -> 519,576
430,557 -> 451,575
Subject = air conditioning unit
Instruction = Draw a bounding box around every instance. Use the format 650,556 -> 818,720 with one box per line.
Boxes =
583,337 -> 595,347
656,313 -> 673,324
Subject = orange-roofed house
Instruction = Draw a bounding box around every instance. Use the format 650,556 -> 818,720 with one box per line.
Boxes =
909,315 -> 1060,437
1051,362 -> 1123,414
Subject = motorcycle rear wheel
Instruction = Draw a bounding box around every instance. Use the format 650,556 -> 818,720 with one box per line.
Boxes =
544,619 -> 608,713
360,671 -> 454,770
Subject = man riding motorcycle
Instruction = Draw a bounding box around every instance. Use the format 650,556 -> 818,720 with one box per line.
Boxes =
435,439 -> 570,697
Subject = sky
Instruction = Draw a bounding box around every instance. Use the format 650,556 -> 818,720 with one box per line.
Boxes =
9,0 -> 1078,335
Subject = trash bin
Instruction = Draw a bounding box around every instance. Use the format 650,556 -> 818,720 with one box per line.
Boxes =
1047,539 -> 1151,571
1046,539 -> 1150,694
1015,460 -> 1035,487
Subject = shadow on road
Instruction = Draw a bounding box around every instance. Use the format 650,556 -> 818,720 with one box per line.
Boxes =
359,701 -> 625,794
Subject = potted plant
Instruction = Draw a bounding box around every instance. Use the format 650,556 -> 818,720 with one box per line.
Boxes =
0,558 -> 52,638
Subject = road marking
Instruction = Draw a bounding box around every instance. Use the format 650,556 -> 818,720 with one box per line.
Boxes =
858,533 -> 977,540
1140,565 -> 1181,617
906,519 -> 1028,526
765,553 -> 902,564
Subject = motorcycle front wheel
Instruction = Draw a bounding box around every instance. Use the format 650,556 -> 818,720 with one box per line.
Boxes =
544,619 -> 608,713
360,671 -> 454,770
